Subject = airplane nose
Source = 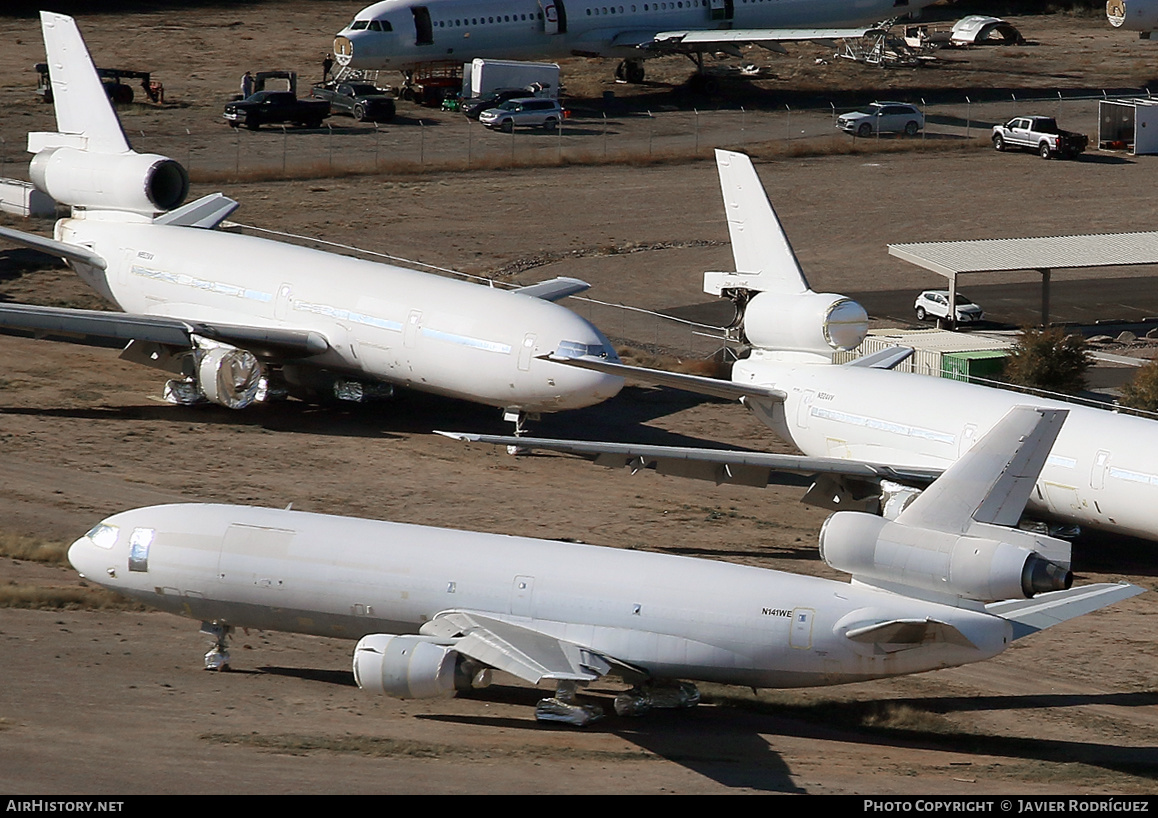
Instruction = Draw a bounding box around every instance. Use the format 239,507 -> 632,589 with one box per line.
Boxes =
333,35 -> 353,66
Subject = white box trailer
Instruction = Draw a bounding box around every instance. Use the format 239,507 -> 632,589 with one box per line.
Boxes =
1098,98 -> 1158,155
0,178 -> 55,217
462,59 -> 560,100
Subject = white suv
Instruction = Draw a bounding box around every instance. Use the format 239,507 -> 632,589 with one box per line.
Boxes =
914,290 -> 984,323
479,98 -> 564,132
837,101 -> 925,137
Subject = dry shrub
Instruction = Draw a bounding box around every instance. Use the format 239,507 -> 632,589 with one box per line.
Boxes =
1004,327 -> 1090,394
616,345 -> 729,378
1120,360 -> 1158,413
0,582 -> 141,611
0,533 -> 70,565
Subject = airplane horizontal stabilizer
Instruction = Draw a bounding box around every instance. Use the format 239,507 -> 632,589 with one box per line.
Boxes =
421,611 -> 610,684
844,346 -> 915,370
986,582 -> 1145,640
0,225 -> 107,271
152,193 -> 240,229
543,353 -> 788,402
512,276 -> 590,302
438,431 -> 942,490
844,617 -> 976,651
0,302 -> 330,359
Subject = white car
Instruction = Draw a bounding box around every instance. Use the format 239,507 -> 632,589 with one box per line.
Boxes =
914,290 -> 984,323
837,101 -> 925,138
479,97 -> 564,132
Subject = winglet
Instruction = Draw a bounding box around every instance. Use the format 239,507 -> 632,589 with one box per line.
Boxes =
32,11 -> 130,155
704,149 -> 811,296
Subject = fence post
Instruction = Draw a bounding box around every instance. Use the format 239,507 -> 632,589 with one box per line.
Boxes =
648,110 -> 653,155
785,104 -> 791,140
965,96 -> 971,139
921,97 -> 926,142
467,118 -> 472,169
419,119 -> 425,167
327,123 -> 333,172
281,125 -> 287,174
185,128 -> 191,172
603,112 -> 608,158
694,108 -> 700,153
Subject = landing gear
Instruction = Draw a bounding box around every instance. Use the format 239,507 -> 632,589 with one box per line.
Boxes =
502,408 -> 539,455
614,681 -> 701,717
535,680 -> 604,726
615,59 -> 645,84
201,621 -> 234,671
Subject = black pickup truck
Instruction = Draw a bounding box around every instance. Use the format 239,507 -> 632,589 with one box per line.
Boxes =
311,81 -> 395,122
223,91 -> 330,130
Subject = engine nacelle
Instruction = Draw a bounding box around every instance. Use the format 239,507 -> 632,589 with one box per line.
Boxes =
196,345 -> 264,409
741,291 -> 868,359
29,146 -> 189,214
353,634 -> 460,699
1108,0 -> 1158,31
818,511 -> 1073,602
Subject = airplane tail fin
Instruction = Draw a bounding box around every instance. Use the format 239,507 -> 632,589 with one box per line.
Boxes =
25,12 -> 189,216
704,149 -> 811,296
987,582 -> 1145,640
35,11 -> 130,155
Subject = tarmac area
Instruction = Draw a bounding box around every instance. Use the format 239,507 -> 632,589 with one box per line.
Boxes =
2,2 -> 1158,796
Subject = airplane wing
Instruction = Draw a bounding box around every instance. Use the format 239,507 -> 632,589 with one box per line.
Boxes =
894,407 -> 1067,534
438,431 -> 942,489
0,225 -> 107,270
647,27 -> 878,53
512,277 -> 590,302
421,611 -> 613,684
0,302 -> 329,360
986,582 -> 1146,640
544,354 -> 788,402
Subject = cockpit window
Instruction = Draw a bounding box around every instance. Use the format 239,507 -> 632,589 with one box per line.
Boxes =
351,19 -> 370,30
369,20 -> 393,31
555,340 -> 610,359
128,527 -> 154,573
86,523 -> 118,550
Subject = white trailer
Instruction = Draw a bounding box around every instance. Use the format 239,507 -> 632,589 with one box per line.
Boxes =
1099,98 -> 1158,155
462,59 -> 560,100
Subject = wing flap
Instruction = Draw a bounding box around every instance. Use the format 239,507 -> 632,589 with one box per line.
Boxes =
438,431 -> 942,487
0,303 -> 329,359
651,27 -> 873,48
421,611 -> 611,685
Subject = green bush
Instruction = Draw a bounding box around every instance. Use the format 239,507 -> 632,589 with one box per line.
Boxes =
1004,327 -> 1090,394
1120,361 -> 1158,412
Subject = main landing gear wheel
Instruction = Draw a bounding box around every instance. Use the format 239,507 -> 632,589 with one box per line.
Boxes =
535,680 -> 603,726
201,621 -> 234,671
503,408 -> 539,455
615,60 -> 645,84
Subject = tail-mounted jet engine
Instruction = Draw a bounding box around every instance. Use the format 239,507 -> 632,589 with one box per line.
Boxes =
30,146 -> 189,215
818,511 -> 1073,602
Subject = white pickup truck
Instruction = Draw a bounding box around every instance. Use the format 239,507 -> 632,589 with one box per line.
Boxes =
992,116 -> 1088,159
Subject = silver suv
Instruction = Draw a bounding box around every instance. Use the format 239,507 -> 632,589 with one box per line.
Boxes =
479,97 -> 564,132
837,101 -> 925,137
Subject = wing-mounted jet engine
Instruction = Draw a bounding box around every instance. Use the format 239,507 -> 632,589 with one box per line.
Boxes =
819,406 -> 1073,604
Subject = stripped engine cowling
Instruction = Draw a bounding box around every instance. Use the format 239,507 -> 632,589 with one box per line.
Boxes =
30,146 -> 189,214
353,634 -> 473,699
1107,0 -> 1158,31
197,345 -> 263,409
818,511 -> 1073,602
741,291 -> 868,358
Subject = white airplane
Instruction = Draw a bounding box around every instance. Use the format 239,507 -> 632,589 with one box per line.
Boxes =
0,12 -> 622,430
448,149 -> 1158,545
332,0 -> 944,85
1108,0 -> 1158,37
67,404 -> 1143,725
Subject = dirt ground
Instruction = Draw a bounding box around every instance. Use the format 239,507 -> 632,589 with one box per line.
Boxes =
2,2 -> 1158,796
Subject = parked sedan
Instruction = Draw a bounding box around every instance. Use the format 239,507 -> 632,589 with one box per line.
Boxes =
915,290 -> 984,323
837,101 -> 925,137
311,81 -> 396,122
479,98 -> 564,132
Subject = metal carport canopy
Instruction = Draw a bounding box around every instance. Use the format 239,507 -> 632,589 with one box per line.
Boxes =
888,232 -> 1158,325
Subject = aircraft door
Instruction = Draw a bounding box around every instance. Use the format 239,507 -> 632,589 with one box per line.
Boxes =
789,608 -> 815,649
796,390 -> 814,429
518,333 -> 537,371
411,6 -> 434,46
404,309 -> 422,348
709,0 -> 734,21
511,575 -> 534,617
538,0 -> 567,34
275,283 -> 292,320
1091,449 -> 1111,490
958,423 -> 978,457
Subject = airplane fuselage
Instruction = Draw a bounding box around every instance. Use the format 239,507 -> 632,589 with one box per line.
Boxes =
55,216 -> 622,413
69,503 -> 1011,689
334,0 -> 932,70
735,353 -> 1158,539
